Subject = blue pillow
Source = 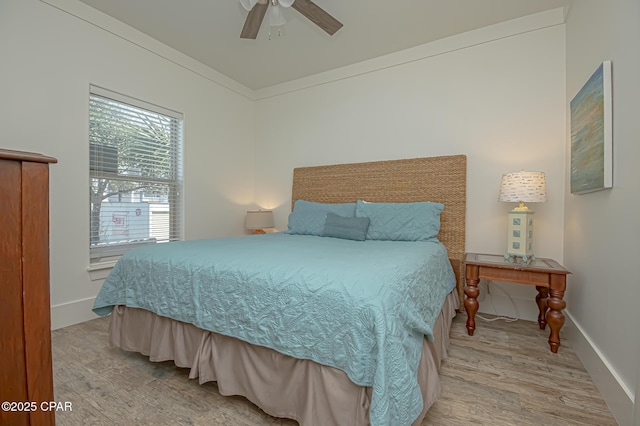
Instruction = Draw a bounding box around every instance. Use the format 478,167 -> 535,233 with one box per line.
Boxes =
322,213 -> 370,241
286,200 -> 357,236
355,200 -> 444,241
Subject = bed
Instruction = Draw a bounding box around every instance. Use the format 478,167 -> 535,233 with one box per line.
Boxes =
93,154 -> 467,426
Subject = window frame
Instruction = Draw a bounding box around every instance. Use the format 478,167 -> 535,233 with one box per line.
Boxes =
88,86 -> 184,264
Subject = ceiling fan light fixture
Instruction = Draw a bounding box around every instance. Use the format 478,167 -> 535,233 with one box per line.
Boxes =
239,0 -> 342,39
268,5 -> 287,27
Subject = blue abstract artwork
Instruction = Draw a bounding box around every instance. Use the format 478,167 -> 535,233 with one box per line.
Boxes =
570,61 -> 613,194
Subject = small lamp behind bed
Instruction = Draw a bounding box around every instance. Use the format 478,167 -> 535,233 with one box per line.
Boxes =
245,209 -> 274,234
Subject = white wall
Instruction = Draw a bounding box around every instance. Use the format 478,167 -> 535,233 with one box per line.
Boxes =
564,1 -> 640,424
0,0 -> 256,329
253,11 -> 567,321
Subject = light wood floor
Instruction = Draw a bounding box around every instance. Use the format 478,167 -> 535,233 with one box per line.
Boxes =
51,313 -> 617,425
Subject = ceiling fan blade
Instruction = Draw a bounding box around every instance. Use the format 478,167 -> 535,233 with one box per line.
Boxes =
240,1 -> 269,39
292,0 -> 343,36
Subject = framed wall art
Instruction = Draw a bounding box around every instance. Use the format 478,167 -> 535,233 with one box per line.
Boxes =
570,60 -> 613,194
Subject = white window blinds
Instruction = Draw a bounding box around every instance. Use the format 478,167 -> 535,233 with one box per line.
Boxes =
89,86 -> 183,262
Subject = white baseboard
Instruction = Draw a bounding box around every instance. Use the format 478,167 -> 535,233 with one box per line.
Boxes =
50,297 -> 99,330
635,371 -> 640,426
564,312 -> 633,426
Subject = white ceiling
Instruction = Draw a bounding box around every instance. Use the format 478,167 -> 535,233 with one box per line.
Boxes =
77,0 -> 572,90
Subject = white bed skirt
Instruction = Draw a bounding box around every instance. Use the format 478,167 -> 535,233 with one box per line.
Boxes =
108,291 -> 459,425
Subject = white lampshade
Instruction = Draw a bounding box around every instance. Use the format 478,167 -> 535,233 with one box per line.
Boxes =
498,171 -> 547,207
268,5 -> 286,27
245,210 -> 274,230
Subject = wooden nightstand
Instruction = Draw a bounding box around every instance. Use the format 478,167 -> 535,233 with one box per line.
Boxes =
464,253 -> 571,353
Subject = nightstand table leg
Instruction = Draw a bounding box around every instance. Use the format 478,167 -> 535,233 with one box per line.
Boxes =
546,274 -> 567,353
464,265 -> 480,336
535,286 -> 549,330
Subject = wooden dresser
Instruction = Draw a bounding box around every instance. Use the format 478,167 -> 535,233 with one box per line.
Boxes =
0,149 -> 57,425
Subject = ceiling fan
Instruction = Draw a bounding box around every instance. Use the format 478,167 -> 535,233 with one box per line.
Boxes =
239,0 -> 343,39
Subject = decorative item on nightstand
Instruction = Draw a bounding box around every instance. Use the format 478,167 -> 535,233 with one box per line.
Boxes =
498,170 -> 547,263
245,209 -> 274,234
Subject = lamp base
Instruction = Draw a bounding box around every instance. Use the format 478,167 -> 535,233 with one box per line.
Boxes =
506,209 -> 536,262
504,253 -> 536,264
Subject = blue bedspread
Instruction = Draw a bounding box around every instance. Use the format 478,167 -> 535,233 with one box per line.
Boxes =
93,232 -> 455,426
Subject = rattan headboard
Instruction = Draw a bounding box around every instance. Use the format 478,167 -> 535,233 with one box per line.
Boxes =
291,155 -> 467,310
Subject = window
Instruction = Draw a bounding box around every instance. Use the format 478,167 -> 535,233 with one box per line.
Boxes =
89,86 -> 183,263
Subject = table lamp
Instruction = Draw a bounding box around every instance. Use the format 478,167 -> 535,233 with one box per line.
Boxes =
245,210 -> 274,234
498,170 -> 546,262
